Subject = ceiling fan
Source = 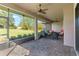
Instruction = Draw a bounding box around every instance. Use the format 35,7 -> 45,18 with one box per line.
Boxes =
38,4 -> 48,14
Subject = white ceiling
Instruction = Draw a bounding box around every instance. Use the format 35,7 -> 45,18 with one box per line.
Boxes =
14,3 -> 68,21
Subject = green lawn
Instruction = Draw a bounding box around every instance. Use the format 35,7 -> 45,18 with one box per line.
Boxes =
0,29 -> 42,42
0,29 -> 42,37
0,29 -> 34,38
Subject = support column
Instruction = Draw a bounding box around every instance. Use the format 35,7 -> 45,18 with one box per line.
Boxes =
7,9 -> 9,39
63,4 -> 75,48
7,18 -> 9,39
34,18 -> 38,40
6,16 -> 10,48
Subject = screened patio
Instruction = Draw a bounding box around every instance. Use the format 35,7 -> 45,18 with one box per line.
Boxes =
0,3 -> 76,56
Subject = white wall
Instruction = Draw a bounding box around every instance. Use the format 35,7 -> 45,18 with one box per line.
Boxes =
63,4 -> 75,48
52,22 -> 63,32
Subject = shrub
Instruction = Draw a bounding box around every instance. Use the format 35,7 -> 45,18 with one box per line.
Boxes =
10,36 -> 17,40
23,34 -> 27,37
17,35 -> 23,38
20,23 -> 28,30
31,33 -> 34,36
28,34 -> 32,36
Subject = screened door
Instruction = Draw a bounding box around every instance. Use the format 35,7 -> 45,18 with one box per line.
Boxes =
0,17 -> 9,50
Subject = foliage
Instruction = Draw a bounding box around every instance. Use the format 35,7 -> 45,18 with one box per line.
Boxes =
23,34 -> 27,37
20,22 -> 28,30
9,12 -> 17,29
0,9 -> 7,27
0,18 -> 6,28
0,9 -> 43,31
19,16 -> 35,30
0,9 -> 16,29
9,23 -> 17,29
17,35 -> 23,38
10,36 -> 17,40
10,33 -> 33,40
0,29 -> 34,37
38,23 -> 43,31
0,9 -> 8,16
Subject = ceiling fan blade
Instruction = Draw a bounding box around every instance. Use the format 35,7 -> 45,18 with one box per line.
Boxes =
39,4 -> 42,7
38,9 -> 46,14
42,9 -> 48,11
38,4 -> 47,14
38,9 -> 41,12
41,11 -> 46,14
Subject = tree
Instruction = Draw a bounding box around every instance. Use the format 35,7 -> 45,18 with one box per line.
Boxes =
9,13 -> 16,29
20,22 -> 28,30
0,9 -> 8,16
0,9 -> 8,28
38,23 -> 43,31
19,16 -> 35,30
0,18 -> 6,28
0,9 -> 16,29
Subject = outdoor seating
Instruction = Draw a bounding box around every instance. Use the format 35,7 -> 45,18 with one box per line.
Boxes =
38,30 -> 60,40
50,32 -> 59,40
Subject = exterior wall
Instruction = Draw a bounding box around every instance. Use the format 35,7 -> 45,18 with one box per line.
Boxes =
63,4 -> 75,48
52,22 -> 63,32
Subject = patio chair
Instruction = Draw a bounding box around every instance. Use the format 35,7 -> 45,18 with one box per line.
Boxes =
50,32 -> 59,40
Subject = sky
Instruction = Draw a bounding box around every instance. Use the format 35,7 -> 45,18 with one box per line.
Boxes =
13,14 -> 21,26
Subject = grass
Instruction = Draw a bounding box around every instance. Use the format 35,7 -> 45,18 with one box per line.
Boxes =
0,28 -> 34,42
0,36 -> 7,42
0,28 -> 42,42
0,28 -> 34,37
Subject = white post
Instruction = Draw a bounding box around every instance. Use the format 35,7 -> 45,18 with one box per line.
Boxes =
34,18 -> 38,40
63,4 -> 75,48
7,9 -> 10,39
